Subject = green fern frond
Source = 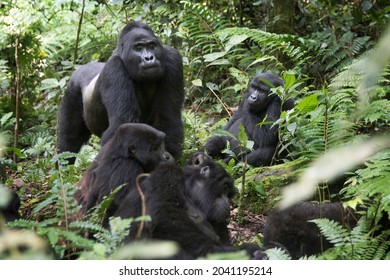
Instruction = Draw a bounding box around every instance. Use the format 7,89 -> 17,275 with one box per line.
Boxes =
59,230 -> 96,250
330,49 -> 390,89
311,218 -> 351,246
217,27 -> 311,66
69,220 -> 108,234
343,150 -> 390,211
326,49 -> 350,71
359,100 -> 390,124
86,184 -> 125,225
315,216 -> 389,260
265,247 -> 292,260
179,1 -> 230,53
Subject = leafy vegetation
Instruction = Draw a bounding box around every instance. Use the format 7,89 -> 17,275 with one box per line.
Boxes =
0,0 -> 389,260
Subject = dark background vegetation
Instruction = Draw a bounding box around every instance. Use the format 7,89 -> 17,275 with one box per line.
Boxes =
0,0 -> 389,259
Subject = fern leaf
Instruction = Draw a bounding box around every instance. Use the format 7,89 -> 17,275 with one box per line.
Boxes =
311,218 -> 351,246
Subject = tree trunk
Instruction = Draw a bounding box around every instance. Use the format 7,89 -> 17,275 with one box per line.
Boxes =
13,36 -> 21,162
267,0 -> 295,34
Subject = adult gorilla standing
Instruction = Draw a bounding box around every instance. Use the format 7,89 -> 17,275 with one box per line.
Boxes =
58,21 -> 184,163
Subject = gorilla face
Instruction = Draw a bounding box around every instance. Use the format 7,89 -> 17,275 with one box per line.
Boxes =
120,27 -> 165,82
246,73 -> 283,113
183,153 -> 236,223
113,123 -> 174,172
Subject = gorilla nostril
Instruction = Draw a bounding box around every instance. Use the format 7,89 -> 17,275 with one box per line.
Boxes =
163,152 -> 174,163
200,166 -> 210,176
146,55 -> 154,61
193,154 -> 204,166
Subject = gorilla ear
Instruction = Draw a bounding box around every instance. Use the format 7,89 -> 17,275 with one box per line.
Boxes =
128,145 -> 136,155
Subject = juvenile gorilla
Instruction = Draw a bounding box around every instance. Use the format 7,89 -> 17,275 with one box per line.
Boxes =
115,161 -> 237,259
114,153 -> 236,246
144,164 -> 238,258
204,73 -> 294,167
75,123 -> 174,223
263,202 -> 358,259
58,21 -> 184,164
182,152 -> 236,244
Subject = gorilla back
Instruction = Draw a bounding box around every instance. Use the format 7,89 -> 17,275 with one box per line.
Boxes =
58,21 -> 184,164
75,123 -> 174,222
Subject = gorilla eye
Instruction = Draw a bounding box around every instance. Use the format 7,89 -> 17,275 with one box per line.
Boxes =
148,42 -> 157,50
134,44 -> 143,51
129,145 -> 136,155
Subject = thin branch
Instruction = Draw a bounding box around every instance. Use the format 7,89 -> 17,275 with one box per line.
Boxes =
135,173 -> 150,240
13,35 -> 21,162
74,0 -> 86,63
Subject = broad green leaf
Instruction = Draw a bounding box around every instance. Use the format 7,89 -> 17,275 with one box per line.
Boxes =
237,124 -> 248,144
1,112 -> 13,125
192,79 -> 202,87
225,34 -> 248,52
297,94 -> 318,113
207,59 -> 231,66
247,56 -> 274,68
203,51 -> 227,62
283,71 -> 296,90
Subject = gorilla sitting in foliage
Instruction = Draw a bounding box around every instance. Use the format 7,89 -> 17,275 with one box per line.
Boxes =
113,153 -> 238,258
58,21 -> 184,164
182,152 -> 236,244
204,73 -> 294,167
135,164 -> 237,258
75,123 -> 174,224
262,202 -> 359,259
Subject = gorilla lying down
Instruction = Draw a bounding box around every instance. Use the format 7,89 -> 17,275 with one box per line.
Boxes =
76,124 -> 256,258
262,202 -> 360,259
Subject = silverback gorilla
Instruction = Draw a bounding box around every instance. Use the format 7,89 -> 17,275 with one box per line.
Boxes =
58,21 -> 184,164
75,123 -> 174,223
204,73 -> 294,167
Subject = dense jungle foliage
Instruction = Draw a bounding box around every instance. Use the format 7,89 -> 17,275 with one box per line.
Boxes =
0,0 -> 389,260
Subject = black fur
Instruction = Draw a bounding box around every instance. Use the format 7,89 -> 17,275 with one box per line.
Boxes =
204,73 -> 294,166
0,188 -> 21,222
183,152 -> 236,244
58,21 -> 184,164
75,123 -> 174,223
263,202 -> 358,259
136,164 -> 236,258
113,153 -> 238,258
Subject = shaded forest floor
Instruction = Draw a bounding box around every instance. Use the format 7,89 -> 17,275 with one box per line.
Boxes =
229,208 -> 266,245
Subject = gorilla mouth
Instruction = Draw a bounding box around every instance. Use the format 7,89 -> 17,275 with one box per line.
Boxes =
142,63 -> 160,70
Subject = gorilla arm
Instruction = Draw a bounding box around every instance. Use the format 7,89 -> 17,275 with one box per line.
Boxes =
148,46 -> 184,160
245,97 -> 282,166
96,55 -> 141,145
